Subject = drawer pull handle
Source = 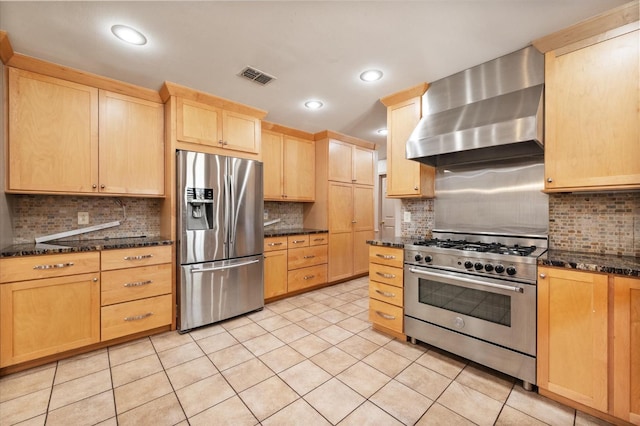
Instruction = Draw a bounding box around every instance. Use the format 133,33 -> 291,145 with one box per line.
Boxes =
313,238 -> 325,241
268,242 -> 283,246
375,311 -> 396,320
375,272 -> 395,279
124,280 -> 153,288
375,254 -> 395,260
303,255 -> 315,259
375,289 -> 396,298
303,275 -> 315,280
124,254 -> 153,261
33,262 -> 74,270
292,240 -> 306,244
124,312 -> 153,322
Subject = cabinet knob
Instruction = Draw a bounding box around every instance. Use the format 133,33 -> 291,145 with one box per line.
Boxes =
93,277 -> 98,282
539,273 -> 546,279
414,186 -> 419,190
218,139 -> 224,145
100,184 -> 105,189
352,220 -> 357,223
547,178 -> 553,183
92,184 -> 97,189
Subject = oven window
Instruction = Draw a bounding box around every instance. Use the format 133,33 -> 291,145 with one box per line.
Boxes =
418,278 -> 511,327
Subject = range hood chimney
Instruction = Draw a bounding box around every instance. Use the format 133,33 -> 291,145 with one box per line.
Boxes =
406,46 -> 545,167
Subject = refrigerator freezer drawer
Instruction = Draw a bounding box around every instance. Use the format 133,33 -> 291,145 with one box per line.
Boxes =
179,255 -> 264,331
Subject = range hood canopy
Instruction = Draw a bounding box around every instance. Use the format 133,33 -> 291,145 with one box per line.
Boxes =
407,46 -> 545,167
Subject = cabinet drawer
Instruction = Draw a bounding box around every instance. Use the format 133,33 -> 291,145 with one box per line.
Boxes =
101,294 -> 172,341
369,263 -> 403,288
101,245 -> 172,271
369,299 -> 403,333
288,245 -> 328,270
288,235 -> 310,248
264,236 -> 288,252
101,263 -> 172,306
0,252 -> 100,283
369,246 -> 403,268
309,234 -> 328,246
369,280 -> 403,307
288,264 -> 327,292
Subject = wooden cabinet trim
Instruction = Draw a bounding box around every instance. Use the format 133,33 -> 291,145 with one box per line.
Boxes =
380,82 -> 429,107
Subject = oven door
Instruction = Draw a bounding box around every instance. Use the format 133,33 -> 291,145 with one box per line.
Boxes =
404,265 -> 536,356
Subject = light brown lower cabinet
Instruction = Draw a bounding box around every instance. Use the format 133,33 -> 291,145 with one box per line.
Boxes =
538,267 -> 640,425
368,245 -> 404,339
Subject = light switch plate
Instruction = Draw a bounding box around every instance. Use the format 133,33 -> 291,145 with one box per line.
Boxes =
263,211 -> 268,220
78,212 -> 89,225
403,211 -> 411,223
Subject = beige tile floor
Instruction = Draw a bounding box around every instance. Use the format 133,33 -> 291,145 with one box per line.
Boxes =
0,276 -> 614,426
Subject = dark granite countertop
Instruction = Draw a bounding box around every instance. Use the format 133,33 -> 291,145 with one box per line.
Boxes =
1,236 -> 173,258
366,237 -> 421,249
264,228 -> 328,238
539,249 -> 639,277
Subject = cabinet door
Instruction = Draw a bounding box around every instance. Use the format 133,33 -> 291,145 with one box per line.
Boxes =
222,110 -> 261,154
353,185 -> 374,232
353,147 -> 375,186
537,267 -> 608,412
328,232 -> 353,282
8,68 -> 98,194
353,230 -> 373,275
545,30 -> 640,191
0,273 -> 100,367
328,139 -> 353,183
99,91 -> 165,196
328,182 -> 354,233
284,136 -> 315,201
262,130 -> 284,200
177,98 -> 222,146
264,249 -> 287,299
613,276 -> 640,424
387,97 -> 435,197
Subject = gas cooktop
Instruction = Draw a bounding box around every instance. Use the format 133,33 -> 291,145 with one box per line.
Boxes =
412,239 -> 538,257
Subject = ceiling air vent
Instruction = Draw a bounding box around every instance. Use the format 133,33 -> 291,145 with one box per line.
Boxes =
238,66 -> 276,86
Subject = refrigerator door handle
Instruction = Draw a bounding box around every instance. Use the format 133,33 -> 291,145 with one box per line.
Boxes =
190,259 -> 260,273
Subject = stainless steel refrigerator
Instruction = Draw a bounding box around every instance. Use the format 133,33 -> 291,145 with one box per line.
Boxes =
177,150 -> 264,332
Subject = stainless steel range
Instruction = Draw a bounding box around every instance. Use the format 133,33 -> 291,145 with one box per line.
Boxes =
404,230 -> 547,390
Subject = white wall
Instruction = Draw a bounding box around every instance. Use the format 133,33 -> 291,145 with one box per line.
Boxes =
0,63 -> 12,248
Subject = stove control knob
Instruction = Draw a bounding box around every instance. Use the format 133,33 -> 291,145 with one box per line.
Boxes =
506,266 -> 517,276
484,264 -> 494,272
474,262 -> 483,271
453,317 -> 465,329
464,261 -> 473,269
424,255 -> 433,263
414,254 -> 422,262
494,264 -> 505,274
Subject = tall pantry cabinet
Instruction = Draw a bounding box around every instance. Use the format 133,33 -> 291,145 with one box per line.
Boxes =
304,132 -> 376,282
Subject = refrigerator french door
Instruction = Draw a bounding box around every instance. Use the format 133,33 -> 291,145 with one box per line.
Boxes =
177,150 -> 264,332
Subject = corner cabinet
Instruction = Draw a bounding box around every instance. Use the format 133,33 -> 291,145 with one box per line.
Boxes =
380,84 -> 435,198
262,122 -> 316,201
304,132 -> 375,283
543,29 -> 640,192
7,67 -> 165,196
0,252 -> 101,368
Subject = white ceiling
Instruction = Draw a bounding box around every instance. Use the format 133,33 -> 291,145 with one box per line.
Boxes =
0,1 -> 628,159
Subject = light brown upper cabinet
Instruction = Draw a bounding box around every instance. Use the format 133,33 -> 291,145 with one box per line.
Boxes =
7,68 -> 165,197
163,82 -> 266,160
262,123 -> 315,202
327,139 -> 375,186
539,27 -> 639,192
380,84 -> 435,198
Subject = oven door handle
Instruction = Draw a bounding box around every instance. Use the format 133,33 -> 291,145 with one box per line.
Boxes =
408,268 -> 524,293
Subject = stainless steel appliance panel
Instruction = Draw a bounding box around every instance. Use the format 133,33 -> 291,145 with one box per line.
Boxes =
179,255 -> 264,330
227,157 -> 263,259
404,265 -> 537,356
177,151 -> 226,265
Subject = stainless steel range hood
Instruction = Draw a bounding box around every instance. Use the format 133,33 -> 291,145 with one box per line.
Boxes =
406,46 -> 545,167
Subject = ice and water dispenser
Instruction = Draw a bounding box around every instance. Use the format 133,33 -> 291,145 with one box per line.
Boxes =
185,187 -> 216,230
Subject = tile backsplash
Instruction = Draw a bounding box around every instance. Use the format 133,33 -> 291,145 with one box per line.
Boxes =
263,202 -> 304,230
9,195 -> 162,244
399,192 -> 639,257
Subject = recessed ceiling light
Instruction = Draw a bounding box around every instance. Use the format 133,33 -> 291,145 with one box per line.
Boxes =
111,25 -> 147,45
376,128 -> 388,136
304,100 -> 324,110
360,69 -> 383,82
